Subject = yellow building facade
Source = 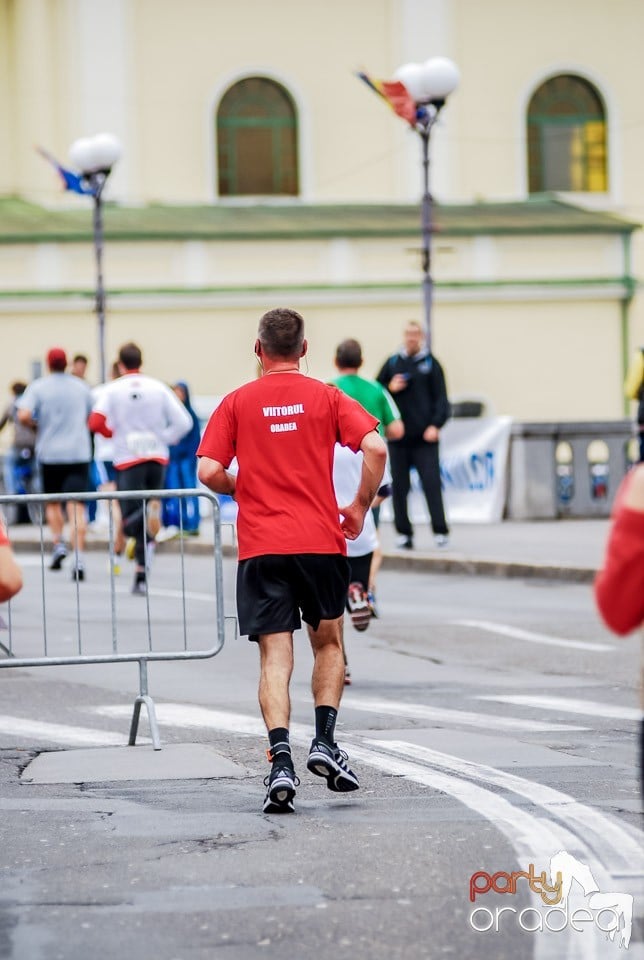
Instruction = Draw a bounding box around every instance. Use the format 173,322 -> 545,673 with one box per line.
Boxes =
0,0 -> 642,422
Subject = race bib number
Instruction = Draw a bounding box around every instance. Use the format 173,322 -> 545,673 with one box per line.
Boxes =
125,431 -> 165,458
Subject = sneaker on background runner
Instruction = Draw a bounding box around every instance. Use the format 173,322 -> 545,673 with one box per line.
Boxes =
306,738 -> 359,792
49,542 -> 68,571
156,524 -> 180,543
263,761 -> 300,814
366,589 -> 378,619
347,581 -> 371,632
344,664 -> 352,686
131,571 -> 147,596
434,534 -> 449,548
395,535 -> 413,550
70,564 -> 85,582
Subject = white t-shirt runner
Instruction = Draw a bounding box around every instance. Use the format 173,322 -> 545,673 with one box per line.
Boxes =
92,373 -> 192,469
333,443 -> 391,558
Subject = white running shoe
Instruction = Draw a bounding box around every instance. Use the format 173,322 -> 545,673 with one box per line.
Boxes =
156,525 -> 180,543
347,582 -> 371,632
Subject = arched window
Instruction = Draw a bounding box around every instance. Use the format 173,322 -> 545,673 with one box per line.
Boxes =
217,77 -> 299,197
527,75 -> 608,193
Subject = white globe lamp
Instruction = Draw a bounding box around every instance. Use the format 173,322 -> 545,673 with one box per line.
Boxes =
419,57 -> 460,103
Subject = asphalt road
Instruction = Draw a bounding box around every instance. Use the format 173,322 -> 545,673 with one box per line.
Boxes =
0,550 -> 642,960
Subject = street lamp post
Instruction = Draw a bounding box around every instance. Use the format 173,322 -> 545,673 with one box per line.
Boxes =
68,133 -> 122,384
393,58 -> 459,352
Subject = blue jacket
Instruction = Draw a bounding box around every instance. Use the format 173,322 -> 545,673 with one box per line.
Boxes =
169,381 -> 201,460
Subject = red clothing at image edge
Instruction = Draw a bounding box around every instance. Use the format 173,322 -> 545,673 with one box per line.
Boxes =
197,374 -> 378,560
594,468 -> 644,635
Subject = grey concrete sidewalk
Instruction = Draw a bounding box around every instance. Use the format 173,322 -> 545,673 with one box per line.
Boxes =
8,516 -> 610,583
377,518 -> 609,582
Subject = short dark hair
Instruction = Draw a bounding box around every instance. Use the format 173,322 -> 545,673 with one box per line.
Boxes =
335,338 -> 363,369
118,342 -> 142,370
258,308 -> 304,359
11,381 -> 26,397
72,354 -> 88,365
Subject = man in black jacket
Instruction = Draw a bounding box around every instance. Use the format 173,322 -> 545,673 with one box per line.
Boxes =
376,321 -> 450,549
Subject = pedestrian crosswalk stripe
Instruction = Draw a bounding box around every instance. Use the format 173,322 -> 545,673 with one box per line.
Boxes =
95,703 -> 266,734
452,619 -> 615,652
0,715 -> 134,746
330,694 -> 589,733
477,694 -> 642,722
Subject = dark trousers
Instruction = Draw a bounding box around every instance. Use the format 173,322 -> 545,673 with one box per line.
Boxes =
117,461 -> 165,567
389,441 -> 448,538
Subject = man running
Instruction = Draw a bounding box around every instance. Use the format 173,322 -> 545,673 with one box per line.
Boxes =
17,348 -> 93,581
197,308 -> 386,813
89,342 -> 192,595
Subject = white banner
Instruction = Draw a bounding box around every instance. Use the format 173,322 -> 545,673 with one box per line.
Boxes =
215,416 -> 513,527
381,416 -> 513,525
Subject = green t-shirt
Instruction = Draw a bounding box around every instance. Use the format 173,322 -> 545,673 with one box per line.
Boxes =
331,374 -> 400,436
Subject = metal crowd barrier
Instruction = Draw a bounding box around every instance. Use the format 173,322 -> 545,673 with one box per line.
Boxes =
0,488 -> 232,750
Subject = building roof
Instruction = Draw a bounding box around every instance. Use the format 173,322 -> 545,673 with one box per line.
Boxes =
0,194 -> 638,244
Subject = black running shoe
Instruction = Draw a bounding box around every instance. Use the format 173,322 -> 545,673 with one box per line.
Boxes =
263,762 -> 299,814
307,738 -> 359,792
71,564 -> 85,582
132,572 -> 147,596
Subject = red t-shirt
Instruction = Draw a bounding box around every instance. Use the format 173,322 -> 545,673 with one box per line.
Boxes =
198,373 -> 378,560
594,468 -> 644,635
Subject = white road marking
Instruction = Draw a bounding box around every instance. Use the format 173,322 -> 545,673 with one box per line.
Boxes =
0,715 -> 134,747
95,703 -> 642,875
94,702 -> 631,959
146,587 -> 216,603
338,694 -> 588,733
95,703 -> 266,736
365,739 -> 644,877
17,563 -> 217,603
477,694 -> 642,722
10,556 -> 46,567
452,619 -> 615,652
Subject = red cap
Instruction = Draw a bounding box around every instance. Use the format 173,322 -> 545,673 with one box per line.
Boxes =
47,347 -> 67,370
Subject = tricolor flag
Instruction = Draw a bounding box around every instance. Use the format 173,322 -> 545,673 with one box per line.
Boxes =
357,71 -> 418,127
36,146 -> 97,196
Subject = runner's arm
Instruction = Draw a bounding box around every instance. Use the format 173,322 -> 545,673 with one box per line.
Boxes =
197,456 -> 236,499
16,407 -> 36,428
338,430 -> 386,540
88,411 -> 113,437
594,465 -> 644,634
0,516 -> 22,603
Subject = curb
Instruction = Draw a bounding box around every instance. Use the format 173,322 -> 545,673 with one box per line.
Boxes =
9,535 -> 598,584
380,551 -> 597,583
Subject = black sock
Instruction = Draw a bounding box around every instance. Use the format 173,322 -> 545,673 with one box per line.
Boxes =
315,706 -> 337,744
268,727 -> 292,766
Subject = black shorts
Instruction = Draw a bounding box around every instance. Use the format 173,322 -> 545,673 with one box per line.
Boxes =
347,552 -> 373,593
41,462 -> 91,495
237,553 -> 350,642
